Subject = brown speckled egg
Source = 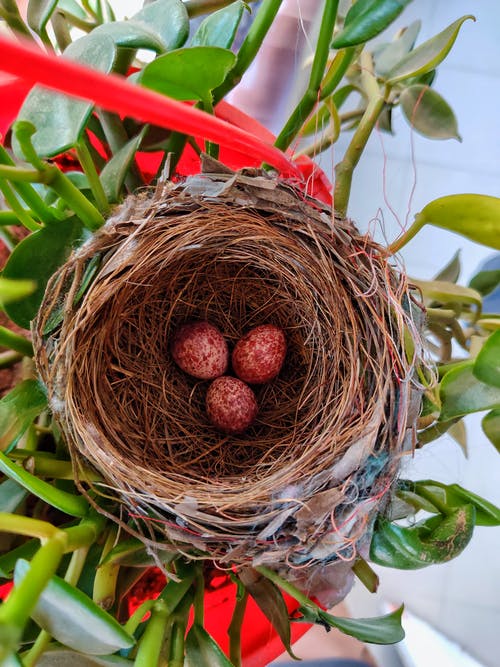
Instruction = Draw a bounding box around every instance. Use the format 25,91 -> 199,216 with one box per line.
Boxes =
232,324 -> 286,384
171,321 -> 228,380
206,376 -> 258,434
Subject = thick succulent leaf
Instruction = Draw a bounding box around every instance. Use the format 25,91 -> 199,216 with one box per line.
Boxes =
482,409 -> 500,452
0,380 -> 48,452
140,47 -> 236,104
387,16 -> 474,84
101,129 -> 146,203
132,0 -> 189,51
0,478 -> 28,514
416,194 -> 500,250
473,330 -> 500,388
412,480 -> 500,527
400,85 -> 460,140
191,0 -> 246,48
0,450 -> 89,517
333,0 -> 413,49
185,625 -> 234,667
298,604 -> 405,644
36,649 -> 133,666
0,278 -> 36,304
374,20 -> 421,77
91,21 -> 167,53
469,269 -> 500,296
14,559 -> 135,655
370,506 -> 475,569
12,34 -> 116,159
27,0 -> 58,36
239,568 -> 297,659
2,218 -> 85,329
433,250 -> 461,283
440,363 -> 500,421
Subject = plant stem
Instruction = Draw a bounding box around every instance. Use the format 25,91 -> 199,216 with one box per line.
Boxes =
0,179 -> 41,231
134,599 -> 169,667
213,0 -> 283,102
228,590 -> 248,667
0,326 -> 34,357
320,47 -> 358,101
193,567 -> 205,626
45,167 -> 105,230
274,0 -> 340,151
76,139 -> 110,216
93,526 -> 120,610
185,0 -> 257,17
0,532 -> 66,661
0,513 -> 59,541
352,557 -> 379,593
51,11 -> 72,51
0,351 -> 23,369
255,566 -> 313,608
0,1 -> 34,40
388,213 -> 426,254
124,599 -> 156,635
57,10 -> 96,32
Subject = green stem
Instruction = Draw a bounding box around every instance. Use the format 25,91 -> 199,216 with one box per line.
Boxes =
0,513 -> 59,541
51,11 -> 72,51
124,599 -> 156,635
334,94 -> 385,217
99,112 -> 142,191
228,590 -> 248,667
184,0 -> 257,17
0,351 -> 23,369
0,166 -> 44,182
0,227 -> 18,249
9,450 -> 101,482
0,145 -> 57,225
76,139 -> 110,216
45,167 -> 105,230
255,566 -> 313,608
274,0 -> 339,151
93,526 -> 120,610
58,10 -> 96,32
134,599 -> 169,667
168,620 -> 186,667
352,557 -> 379,593
0,532 -> 66,661
213,0 -> 283,102
0,179 -> 41,231
0,1 -> 34,40
0,326 -> 33,357
0,211 -> 32,226
193,567 -> 204,626
320,47 -> 357,100
388,213 -> 426,254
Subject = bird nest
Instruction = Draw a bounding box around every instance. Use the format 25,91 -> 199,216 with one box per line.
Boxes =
33,157 -> 424,594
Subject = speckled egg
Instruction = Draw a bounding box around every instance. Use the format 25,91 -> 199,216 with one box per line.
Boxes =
232,324 -> 286,384
206,376 -> 258,434
171,321 -> 228,380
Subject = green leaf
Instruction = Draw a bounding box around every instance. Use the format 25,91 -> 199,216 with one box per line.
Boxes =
440,363 -> 500,421
0,278 -> 36,305
0,478 -> 28,514
35,648 -> 133,666
416,194 -> 500,250
185,624 -> 234,667
482,409 -> 500,452
191,0 -> 245,48
101,129 -> 146,203
239,568 -> 297,660
433,250 -> 461,283
297,604 -> 405,644
474,330 -> 500,388
332,0 -> 413,49
370,506 -> 475,569
27,0 -> 58,37
469,270 -> 500,296
132,0 -> 189,51
387,16 -> 475,84
374,20 -> 421,77
0,380 -> 48,452
412,480 -> 500,527
140,47 -> 236,104
400,85 -> 460,140
13,34 -> 116,159
2,218 -> 85,329
412,279 -> 482,313
0,450 -> 89,517
14,559 -> 135,654
102,538 -> 175,567
91,21 -> 167,53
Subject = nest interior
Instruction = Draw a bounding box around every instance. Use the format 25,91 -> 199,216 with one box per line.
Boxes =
34,159 -> 424,576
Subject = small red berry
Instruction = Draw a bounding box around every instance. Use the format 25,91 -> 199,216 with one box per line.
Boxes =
171,321 -> 228,380
232,324 -> 286,384
206,376 -> 258,434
